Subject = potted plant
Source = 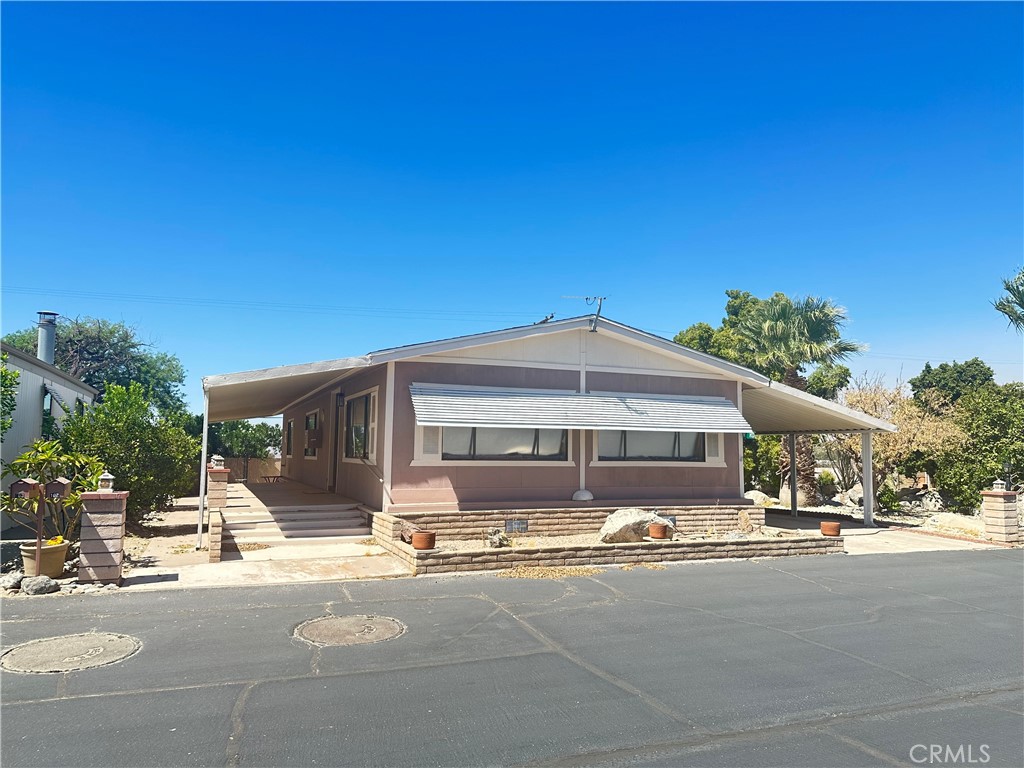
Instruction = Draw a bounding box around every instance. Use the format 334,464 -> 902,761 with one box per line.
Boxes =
411,530 -> 437,550
2,440 -> 103,577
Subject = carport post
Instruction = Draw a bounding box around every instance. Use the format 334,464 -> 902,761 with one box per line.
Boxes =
788,433 -> 798,516
195,388 -> 210,549
862,431 -> 875,527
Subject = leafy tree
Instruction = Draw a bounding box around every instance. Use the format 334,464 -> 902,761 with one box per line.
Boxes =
828,379 -> 965,507
994,268 -> 1024,332
1,352 -> 18,439
934,383 -> 1024,511
60,383 -> 199,519
1,440 -> 103,541
676,291 -> 864,503
219,420 -> 283,480
806,363 -> 852,401
908,358 -> 994,406
733,295 -> 864,503
3,317 -> 187,414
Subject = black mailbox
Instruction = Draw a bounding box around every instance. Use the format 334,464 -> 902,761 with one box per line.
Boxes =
9,478 -> 40,499
45,477 -> 72,500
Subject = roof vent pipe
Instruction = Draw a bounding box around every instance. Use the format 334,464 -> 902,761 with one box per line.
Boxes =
36,311 -> 58,365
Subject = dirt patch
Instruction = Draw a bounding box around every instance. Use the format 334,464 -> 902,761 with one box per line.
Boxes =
123,506 -> 210,570
496,565 -> 605,579
620,563 -> 667,571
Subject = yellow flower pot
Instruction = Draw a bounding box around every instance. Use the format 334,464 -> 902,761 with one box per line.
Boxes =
20,541 -> 71,579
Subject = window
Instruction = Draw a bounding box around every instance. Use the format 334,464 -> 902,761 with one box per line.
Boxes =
597,430 -> 706,462
441,427 -> 568,461
344,390 -> 377,461
285,420 -> 294,458
304,411 -> 319,458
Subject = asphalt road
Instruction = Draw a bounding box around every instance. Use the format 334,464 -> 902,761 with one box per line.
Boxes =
2,550 -> 1022,768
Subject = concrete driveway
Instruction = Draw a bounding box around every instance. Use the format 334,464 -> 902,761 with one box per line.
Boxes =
2,549 -> 1022,767
765,512 -> 1004,555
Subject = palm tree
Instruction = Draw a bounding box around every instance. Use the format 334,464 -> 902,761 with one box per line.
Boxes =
735,295 -> 864,504
994,268 -> 1024,333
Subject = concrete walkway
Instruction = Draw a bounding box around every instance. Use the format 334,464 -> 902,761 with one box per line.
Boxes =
764,512 -> 1003,555
121,551 -> 411,591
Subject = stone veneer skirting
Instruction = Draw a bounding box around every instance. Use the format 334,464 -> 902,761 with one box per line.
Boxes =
371,507 -> 842,576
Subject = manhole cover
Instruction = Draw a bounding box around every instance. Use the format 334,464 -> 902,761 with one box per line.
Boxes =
294,615 -> 405,647
1,632 -> 142,674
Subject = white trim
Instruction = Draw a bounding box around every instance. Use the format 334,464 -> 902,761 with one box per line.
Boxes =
412,381 -> 577,396
589,430 -> 726,468
412,424 -> 576,467
586,365 -> 728,381
382,363 -> 395,510
303,408 -> 320,460
737,382 -> 745,497
341,385 -> 379,466
412,355 -> 580,372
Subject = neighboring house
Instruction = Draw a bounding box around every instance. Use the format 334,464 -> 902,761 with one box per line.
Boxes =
1,336 -> 99,529
203,315 -> 894,521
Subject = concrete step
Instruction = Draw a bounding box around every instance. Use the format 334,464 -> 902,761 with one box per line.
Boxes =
227,521 -> 370,536
223,510 -> 366,527
228,518 -> 366,533
225,527 -> 373,545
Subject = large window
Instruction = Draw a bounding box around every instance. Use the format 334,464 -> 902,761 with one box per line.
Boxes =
441,427 -> 568,461
597,430 -> 706,462
344,391 -> 377,461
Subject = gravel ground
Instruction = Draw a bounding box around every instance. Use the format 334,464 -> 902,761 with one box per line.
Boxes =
435,530 -> 768,552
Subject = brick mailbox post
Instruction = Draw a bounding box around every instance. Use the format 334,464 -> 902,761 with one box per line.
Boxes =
78,472 -> 129,585
980,480 -> 1020,545
207,455 -> 229,512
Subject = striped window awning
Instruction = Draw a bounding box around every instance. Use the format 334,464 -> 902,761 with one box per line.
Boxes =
409,384 -> 752,433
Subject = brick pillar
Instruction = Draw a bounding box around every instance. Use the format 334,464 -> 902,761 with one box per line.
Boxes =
209,511 -> 223,563
981,483 -> 1020,545
207,466 -> 229,511
78,490 -> 129,584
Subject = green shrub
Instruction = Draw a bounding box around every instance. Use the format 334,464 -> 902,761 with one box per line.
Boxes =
817,469 -> 838,499
877,482 -> 900,512
60,383 -> 199,519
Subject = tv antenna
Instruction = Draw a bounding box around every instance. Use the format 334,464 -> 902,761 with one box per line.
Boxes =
562,296 -> 607,331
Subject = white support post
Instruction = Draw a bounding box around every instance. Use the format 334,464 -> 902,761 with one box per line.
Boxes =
195,389 -> 210,549
788,433 -> 798,517
861,431 -> 875,527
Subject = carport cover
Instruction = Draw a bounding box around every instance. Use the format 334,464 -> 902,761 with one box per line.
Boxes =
409,384 -> 752,433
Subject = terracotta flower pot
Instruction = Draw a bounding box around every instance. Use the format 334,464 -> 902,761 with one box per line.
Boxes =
820,521 -> 841,537
20,541 -> 71,579
648,522 -> 669,540
411,531 -> 437,550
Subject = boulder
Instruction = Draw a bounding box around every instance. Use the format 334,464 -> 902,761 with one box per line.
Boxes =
599,509 -> 676,543
743,490 -> 772,507
0,571 -> 24,591
20,575 -> 59,596
485,527 -> 511,548
920,490 -> 945,512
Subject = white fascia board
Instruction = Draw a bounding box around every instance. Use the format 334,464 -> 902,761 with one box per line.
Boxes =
203,355 -> 372,390
760,380 -> 898,433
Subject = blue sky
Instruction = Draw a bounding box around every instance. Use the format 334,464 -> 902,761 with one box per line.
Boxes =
3,1 -> 1022,414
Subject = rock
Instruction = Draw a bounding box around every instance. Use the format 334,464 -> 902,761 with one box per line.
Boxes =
599,509 -> 676,544
484,527 -> 511,548
0,571 -> 24,591
103,583 -> 119,591
920,490 -> 944,512
20,575 -> 59,595
737,509 -> 756,533
844,484 -> 864,506
744,490 -> 772,506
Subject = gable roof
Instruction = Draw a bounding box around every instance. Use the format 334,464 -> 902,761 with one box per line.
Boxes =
202,315 -> 895,433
